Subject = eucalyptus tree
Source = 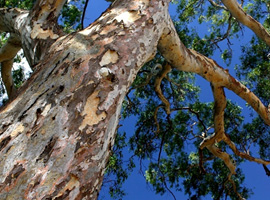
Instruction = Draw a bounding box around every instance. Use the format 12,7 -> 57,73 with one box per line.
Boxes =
0,0 -> 269,199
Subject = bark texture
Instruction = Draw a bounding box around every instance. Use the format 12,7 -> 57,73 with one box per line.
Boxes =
0,0 -> 270,199
0,0 -> 169,199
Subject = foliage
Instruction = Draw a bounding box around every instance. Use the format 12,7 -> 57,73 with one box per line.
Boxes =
0,0 -> 34,9
59,0 -> 83,32
1,0 -> 270,199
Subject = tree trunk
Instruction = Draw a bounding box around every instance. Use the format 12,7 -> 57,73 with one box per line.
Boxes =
1,0 -> 270,199
0,0 -> 169,199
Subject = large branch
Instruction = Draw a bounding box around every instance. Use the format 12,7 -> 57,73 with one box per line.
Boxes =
0,34 -> 21,62
224,134 -> 270,165
0,1 -> 66,99
0,9 -> 28,98
0,1 -> 66,68
0,8 -> 28,34
1,60 -> 16,98
20,0 -> 66,67
158,18 -> 270,126
158,13 -> 270,178
221,0 -> 270,47
31,0 -> 66,21
201,84 -> 237,175
200,85 -> 227,149
0,34 -> 22,98
29,0 -> 66,40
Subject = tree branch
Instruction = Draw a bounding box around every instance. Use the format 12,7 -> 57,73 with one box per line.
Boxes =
1,60 -> 16,98
200,85 -> 227,148
208,0 -> 228,10
30,0 -> 67,22
0,34 -> 21,98
263,164 -> 270,177
211,14 -> 233,45
158,18 -> 270,126
206,144 -> 236,175
0,34 -> 21,62
81,0 -> 90,29
0,8 -> 28,34
154,63 -> 172,114
200,84 -> 237,175
221,0 -> 270,47
224,134 -> 270,165
154,105 -> 163,133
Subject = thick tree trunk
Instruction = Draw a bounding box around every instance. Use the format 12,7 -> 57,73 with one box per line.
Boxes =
0,0 -> 169,199
1,0 -> 270,199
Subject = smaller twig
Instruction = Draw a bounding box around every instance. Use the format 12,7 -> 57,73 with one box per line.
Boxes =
154,105 -> 163,133
166,76 -> 181,87
157,115 -> 172,165
263,164 -> 270,177
157,130 -> 165,166
81,0 -> 89,29
223,134 -> 270,165
129,64 -> 162,91
226,174 -> 245,200
171,107 -> 208,133
211,15 -> 233,45
208,0 -> 228,10
158,166 -> 177,200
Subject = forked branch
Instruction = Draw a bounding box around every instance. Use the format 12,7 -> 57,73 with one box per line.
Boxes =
200,84 -> 227,148
200,84 -> 236,175
158,18 -> 270,126
158,10 -> 270,194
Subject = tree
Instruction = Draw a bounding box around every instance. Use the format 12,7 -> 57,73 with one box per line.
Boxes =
0,0 -> 269,199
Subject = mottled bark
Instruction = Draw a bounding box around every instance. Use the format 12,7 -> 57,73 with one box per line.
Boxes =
221,0 -> 270,46
0,0 -> 169,199
157,8 -> 270,187
0,0 -> 64,99
0,0 -> 270,199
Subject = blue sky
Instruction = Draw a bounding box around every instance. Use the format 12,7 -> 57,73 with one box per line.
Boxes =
83,1 -> 270,199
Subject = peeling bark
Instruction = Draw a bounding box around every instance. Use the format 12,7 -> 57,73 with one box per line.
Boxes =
158,19 -> 270,126
221,0 -> 270,47
0,0 -> 169,199
0,0 -> 270,199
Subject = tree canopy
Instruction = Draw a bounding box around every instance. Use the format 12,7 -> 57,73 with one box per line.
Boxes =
0,0 -> 269,199
99,1 -> 270,199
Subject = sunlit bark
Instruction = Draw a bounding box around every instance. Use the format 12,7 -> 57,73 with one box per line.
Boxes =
221,0 -> 270,47
0,0 -> 270,199
0,33 -> 22,98
0,0 -> 169,199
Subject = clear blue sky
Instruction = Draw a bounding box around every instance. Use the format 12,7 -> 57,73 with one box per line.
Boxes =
84,1 -> 270,199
